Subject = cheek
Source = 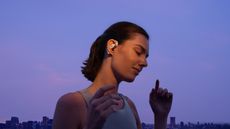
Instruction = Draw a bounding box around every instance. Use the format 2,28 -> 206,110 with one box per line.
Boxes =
112,52 -> 136,73
117,53 -> 133,67
111,52 -> 139,82
123,51 -> 139,66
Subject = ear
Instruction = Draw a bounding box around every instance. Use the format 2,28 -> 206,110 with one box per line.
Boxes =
106,39 -> 118,55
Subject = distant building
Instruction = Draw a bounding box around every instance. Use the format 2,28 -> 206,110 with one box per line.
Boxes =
3,116 -> 20,129
11,117 -> 19,125
41,116 -> 52,129
142,122 -> 153,129
170,117 -> 176,129
0,123 -> 6,129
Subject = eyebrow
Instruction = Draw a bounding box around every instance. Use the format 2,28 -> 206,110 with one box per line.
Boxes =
134,44 -> 149,58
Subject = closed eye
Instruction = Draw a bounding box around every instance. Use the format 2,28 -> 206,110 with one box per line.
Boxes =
134,45 -> 149,58
135,50 -> 141,55
134,47 -> 143,55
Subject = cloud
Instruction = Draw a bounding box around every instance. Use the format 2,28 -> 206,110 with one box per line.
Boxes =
35,63 -> 79,87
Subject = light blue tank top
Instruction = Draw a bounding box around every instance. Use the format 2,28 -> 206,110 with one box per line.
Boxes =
79,89 -> 137,129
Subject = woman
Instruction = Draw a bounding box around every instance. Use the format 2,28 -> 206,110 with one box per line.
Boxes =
52,21 -> 173,129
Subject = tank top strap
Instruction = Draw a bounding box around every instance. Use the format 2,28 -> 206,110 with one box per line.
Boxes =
78,88 -> 93,108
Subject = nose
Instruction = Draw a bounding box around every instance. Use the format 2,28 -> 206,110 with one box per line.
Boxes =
140,57 -> 148,68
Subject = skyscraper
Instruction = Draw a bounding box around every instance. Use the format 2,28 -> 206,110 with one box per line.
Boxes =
170,117 -> 176,129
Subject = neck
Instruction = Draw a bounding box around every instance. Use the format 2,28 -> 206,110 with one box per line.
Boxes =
88,58 -> 121,94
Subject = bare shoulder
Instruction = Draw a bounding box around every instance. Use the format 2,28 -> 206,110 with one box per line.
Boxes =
57,91 -> 85,108
52,91 -> 86,129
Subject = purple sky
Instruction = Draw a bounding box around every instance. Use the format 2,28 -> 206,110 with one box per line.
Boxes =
0,0 -> 230,124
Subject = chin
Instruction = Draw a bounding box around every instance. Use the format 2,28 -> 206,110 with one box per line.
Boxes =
123,76 -> 136,83
116,71 -> 137,83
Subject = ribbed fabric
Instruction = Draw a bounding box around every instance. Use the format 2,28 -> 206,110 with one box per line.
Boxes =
79,89 -> 137,129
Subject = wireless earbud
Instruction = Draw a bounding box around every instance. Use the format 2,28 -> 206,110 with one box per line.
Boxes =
107,40 -> 119,55
110,40 -> 118,49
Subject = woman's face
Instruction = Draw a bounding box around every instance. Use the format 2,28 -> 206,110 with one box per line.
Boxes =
111,33 -> 149,82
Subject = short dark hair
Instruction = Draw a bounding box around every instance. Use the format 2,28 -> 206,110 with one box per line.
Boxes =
81,21 -> 149,82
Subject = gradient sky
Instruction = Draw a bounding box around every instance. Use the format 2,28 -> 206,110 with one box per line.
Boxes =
0,0 -> 230,124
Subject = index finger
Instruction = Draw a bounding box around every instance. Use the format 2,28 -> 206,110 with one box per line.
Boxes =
93,85 -> 115,99
155,79 -> 160,90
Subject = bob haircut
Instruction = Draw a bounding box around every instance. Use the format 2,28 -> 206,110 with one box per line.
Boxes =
81,21 -> 149,82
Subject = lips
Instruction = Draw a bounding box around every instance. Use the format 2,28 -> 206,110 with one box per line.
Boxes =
132,67 -> 141,75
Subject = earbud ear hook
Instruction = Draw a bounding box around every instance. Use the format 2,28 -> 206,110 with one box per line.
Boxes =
110,40 -> 118,49
107,40 -> 119,55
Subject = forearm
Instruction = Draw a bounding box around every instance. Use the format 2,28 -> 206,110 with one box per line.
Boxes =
154,115 -> 168,129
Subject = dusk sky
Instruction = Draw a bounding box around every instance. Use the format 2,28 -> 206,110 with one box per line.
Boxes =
0,0 -> 230,124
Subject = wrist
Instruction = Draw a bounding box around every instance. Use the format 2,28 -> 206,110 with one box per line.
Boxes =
154,115 -> 168,129
154,113 -> 168,120
155,115 -> 167,123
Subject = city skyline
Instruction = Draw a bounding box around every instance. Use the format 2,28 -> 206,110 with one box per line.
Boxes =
1,0 -> 230,123
1,116 -> 230,129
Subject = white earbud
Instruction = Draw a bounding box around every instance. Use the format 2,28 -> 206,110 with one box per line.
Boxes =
110,41 -> 118,49
107,40 -> 118,54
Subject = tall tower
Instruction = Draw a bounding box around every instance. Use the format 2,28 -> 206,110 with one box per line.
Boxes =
170,117 -> 176,129
42,116 -> 49,129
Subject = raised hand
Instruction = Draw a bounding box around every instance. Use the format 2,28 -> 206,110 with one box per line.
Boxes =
85,86 -> 123,129
149,80 -> 173,117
